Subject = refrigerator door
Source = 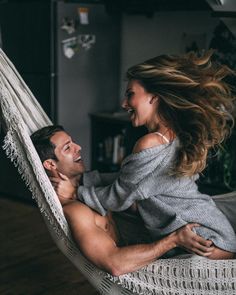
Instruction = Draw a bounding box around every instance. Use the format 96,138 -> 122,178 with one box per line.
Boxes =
56,2 -> 121,168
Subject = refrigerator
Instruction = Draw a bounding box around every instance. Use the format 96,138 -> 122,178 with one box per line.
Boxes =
0,0 -> 120,200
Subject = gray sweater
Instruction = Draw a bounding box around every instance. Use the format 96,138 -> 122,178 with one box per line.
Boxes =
78,139 -> 236,252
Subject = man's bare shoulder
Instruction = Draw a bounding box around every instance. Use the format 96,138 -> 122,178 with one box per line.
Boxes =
63,201 -> 96,228
63,200 -> 92,213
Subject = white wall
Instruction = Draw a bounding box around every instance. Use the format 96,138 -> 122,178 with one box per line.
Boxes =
120,11 -> 219,98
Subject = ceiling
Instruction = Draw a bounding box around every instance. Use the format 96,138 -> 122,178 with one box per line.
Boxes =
102,0 -> 212,16
65,0 -> 212,16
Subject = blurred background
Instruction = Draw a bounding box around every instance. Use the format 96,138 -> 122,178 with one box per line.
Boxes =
0,0 -> 236,200
1,1 -> 236,294
1,0 -> 236,200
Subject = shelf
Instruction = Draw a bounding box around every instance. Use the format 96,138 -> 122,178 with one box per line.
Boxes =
90,111 -> 146,172
89,111 -> 130,124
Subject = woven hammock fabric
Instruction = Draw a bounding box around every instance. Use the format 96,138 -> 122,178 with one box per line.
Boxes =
1,48 -> 236,295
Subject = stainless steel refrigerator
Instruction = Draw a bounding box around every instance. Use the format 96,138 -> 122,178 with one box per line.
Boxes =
0,0 -> 120,200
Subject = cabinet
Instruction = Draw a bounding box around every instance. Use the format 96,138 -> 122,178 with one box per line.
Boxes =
90,112 -> 146,172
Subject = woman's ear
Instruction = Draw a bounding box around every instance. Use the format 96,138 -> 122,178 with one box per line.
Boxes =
149,95 -> 158,104
43,159 -> 57,172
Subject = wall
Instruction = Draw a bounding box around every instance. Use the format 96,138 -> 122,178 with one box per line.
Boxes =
119,11 -> 219,97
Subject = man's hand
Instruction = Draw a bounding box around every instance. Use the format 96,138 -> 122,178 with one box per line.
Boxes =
50,172 -> 77,206
172,223 -> 215,257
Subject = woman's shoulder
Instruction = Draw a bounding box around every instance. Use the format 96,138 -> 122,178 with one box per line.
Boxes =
133,133 -> 166,153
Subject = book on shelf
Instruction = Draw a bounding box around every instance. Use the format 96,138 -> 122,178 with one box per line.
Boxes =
97,133 -> 126,165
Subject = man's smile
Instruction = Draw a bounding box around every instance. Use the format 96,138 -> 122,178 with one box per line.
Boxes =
74,155 -> 82,162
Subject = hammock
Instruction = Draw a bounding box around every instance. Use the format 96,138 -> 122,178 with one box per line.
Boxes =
0,47 -> 236,295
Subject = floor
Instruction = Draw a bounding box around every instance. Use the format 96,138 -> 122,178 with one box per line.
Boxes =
0,196 -> 99,295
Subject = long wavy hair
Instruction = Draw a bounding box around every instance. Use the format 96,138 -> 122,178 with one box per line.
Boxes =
126,50 -> 236,177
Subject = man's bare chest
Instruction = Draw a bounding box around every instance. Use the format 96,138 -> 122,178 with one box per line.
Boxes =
95,212 -> 119,244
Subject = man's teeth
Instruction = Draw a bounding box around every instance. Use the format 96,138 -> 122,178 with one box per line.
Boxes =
74,156 -> 81,162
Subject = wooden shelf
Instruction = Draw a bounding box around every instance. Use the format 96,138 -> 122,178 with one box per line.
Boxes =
90,112 -> 146,172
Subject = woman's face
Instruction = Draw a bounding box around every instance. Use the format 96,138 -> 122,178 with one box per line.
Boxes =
122,80 -> 158,128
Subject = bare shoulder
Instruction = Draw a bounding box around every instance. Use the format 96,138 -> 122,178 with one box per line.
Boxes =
63,200 -> 92,215
63,201 -> 95,228
133,133 -> 164,153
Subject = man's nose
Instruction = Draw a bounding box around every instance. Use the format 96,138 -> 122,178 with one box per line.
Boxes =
74,143 -> 81,152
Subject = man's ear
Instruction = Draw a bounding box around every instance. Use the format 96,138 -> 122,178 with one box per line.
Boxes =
43,159 -> 57,172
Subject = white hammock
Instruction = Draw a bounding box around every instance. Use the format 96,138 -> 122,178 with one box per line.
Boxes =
0,48 -> 236,295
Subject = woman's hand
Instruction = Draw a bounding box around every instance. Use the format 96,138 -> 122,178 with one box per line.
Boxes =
172,223 -> 215,257
49,172 -> 77,206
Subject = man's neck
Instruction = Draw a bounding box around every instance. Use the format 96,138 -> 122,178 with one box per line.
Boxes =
70,174 -> 83,187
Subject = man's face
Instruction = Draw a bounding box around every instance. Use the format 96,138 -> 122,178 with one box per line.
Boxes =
50,131 -> 85,178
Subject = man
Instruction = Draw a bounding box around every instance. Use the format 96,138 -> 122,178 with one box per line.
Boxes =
31,125 -> 213,276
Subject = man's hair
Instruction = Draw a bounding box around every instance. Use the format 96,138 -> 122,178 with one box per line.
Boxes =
30,125 -> 64,162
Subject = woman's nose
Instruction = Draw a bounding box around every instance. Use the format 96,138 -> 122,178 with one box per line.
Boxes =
121,98 -> 128,109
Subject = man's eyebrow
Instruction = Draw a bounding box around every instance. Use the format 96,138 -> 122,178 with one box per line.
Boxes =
125,88 -> 132,94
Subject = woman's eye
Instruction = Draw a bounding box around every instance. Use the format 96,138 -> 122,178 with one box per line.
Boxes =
126,92 -> 133,100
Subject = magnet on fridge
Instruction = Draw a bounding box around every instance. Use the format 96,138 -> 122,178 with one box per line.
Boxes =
62,37 -> 78,59
61,17 -> 76,34
78,7 -> 89,25
63,46 -> 75,59
78,34 -> 96,50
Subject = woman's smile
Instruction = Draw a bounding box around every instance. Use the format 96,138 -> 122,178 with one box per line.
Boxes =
122,79 -> 158,129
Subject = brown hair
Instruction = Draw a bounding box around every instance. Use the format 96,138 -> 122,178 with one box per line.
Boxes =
31,125 -> 64,162
126,51 -> 235,176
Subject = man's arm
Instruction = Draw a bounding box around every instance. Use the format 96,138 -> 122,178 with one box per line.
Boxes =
50,172 -> 141,215
63,202 -> 213,276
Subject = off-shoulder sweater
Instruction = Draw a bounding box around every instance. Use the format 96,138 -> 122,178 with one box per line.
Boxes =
78,139 -> 236,252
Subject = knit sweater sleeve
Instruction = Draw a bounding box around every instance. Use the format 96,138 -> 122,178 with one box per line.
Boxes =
78,144 -> 173,215
83,170 -> 119,187
77,173 -> 145,216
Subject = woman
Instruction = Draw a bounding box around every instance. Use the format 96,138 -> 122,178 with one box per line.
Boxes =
53,51 -> 236,259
